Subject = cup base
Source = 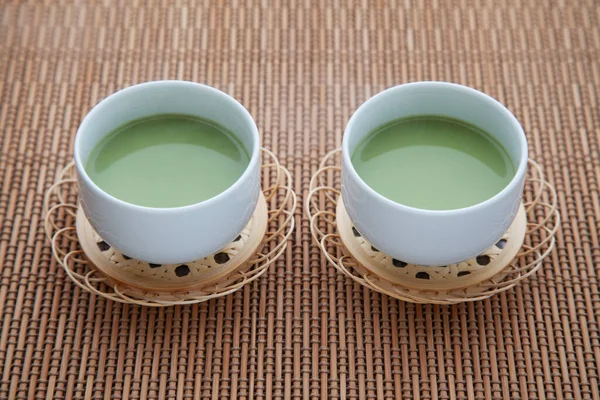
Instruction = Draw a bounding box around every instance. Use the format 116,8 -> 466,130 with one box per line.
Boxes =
337,196 -> 527,291
75,192 -> 268,298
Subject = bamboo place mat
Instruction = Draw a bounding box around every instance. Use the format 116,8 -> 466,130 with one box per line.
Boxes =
1,1 -> 599,399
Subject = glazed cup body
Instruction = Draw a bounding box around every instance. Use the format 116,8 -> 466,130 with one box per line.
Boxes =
74,81 -> 261,264
341,81 -> 528,266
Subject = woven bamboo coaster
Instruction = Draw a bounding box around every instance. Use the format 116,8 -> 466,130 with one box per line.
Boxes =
307,149 -> 560,304
44,148 -> 296,306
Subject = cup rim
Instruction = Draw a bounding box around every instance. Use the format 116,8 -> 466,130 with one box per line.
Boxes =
73,80 -> 261,213
342,81 -> 529,216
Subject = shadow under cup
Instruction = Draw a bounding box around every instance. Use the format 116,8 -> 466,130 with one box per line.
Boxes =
74,81 -> 261,264
341,82 -> 528,266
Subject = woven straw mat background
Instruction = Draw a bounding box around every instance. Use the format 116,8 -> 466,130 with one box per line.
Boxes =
1,0 -> 599,399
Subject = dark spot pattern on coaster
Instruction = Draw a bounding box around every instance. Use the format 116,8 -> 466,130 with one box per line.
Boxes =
457,271 -> 471,277
496,239 -> 507,249
476,255 -> 491,266
175,264 -> 190,277
234,235 -> 242,242
392,259 -> 407,268
148,263 -> 162,269
97,241 -> 110,252
122,254 -> 132,260
371,246 -> 378,252
415,272 -> 430,280
352,227 -> 361,237
214,252 -> 230,264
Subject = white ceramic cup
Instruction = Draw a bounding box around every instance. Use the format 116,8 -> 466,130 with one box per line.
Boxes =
342,82 -> 528,266
74,81 -> 261,264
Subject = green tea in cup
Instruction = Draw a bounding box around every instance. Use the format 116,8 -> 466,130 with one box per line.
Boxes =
74,81 -> 261,264
86,114 -> 250,208
351,115 -> 516,210
342,82 -> 528,265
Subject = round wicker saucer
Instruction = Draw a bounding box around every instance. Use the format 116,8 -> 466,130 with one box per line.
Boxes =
44,148 -> 296,307
307,149 -> 560,304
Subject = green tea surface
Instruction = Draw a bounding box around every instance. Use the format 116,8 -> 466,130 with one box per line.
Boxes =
86,114 -> 249,208
351,115 -> 515,210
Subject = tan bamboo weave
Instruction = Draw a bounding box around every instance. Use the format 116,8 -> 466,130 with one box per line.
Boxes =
1,1 -> 598,399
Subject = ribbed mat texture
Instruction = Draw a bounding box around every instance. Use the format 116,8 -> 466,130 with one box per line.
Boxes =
1,1 -> 599,398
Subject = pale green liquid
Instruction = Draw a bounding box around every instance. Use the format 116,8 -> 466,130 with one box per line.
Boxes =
86,114 -> 249,208
352,116 -> 516,210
